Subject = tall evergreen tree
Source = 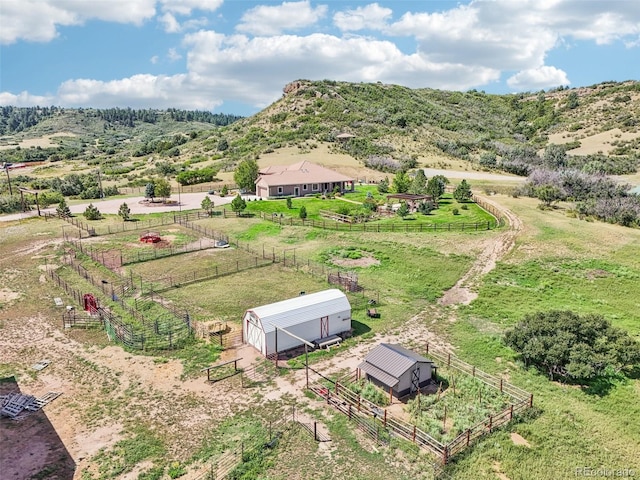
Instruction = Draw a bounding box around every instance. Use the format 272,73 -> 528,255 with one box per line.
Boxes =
409,169 -> 427,194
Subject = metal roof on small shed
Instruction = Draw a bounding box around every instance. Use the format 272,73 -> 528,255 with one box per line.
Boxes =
247,289 -> 350,334
359,343 -> 433,384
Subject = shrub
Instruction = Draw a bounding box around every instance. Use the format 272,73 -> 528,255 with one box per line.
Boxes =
83,203 -> 103,220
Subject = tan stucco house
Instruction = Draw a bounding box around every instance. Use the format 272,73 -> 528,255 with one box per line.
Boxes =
255,161 -> 354,198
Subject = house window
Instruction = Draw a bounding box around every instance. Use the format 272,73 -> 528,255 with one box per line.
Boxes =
277,186 -> 283,194
303,184 -> 308,191
312,184 -> 319,191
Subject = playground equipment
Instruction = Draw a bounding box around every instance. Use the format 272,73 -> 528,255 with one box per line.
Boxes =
139,232 -> 161,243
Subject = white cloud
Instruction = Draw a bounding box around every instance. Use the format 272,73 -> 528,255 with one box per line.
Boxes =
167,48 -> 182,61
0,91 -> 54,107
507,66 -> 570,91
237,1 -> 328,36
150,55 -> 159,64
160,12 -> 181,33
0,0 -> 223,44
55,74 -> 222,110
0,0 -> 157,44
333,3 -> 393,32
3,1 -> 640,110
160,0 -> 223,16
182,31 -> 499,107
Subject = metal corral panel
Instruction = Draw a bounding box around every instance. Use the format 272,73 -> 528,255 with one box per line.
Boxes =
249,289 -> 351,334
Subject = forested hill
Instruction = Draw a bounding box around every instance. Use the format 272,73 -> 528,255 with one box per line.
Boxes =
0,106 -> 243,135
222,79 -> 640,164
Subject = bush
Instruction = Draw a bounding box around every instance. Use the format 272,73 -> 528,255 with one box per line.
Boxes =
505,310 -> 640,381
83,203 -> 103,220
452,208 -> 459,215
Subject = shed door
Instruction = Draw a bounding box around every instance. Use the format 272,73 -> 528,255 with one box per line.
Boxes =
320,316 -> 329,339
246,317 -> 263,354
411,366 -> 420,393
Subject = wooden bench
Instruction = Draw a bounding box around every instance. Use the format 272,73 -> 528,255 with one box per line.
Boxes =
367,308 -> 380,318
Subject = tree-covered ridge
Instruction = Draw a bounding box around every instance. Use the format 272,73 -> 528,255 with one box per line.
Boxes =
0,106 -> 60,134
0,106 -> 244,134
94,107 -> 244,127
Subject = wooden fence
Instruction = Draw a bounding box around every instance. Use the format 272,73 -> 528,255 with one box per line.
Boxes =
308,343 -> 533,465
192,407 -> 315,480
261,211 -> 498,232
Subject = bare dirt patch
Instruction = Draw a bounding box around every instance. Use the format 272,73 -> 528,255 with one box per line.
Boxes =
0,288 -> 21,303
330,255 -> 380,268
510,432 -> 531,448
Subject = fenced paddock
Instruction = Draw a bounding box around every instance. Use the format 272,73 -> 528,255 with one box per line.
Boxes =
50,264 -> 192,350
191,406 -> 323,480
261,212 -> 499,232
308,343 -> 532,465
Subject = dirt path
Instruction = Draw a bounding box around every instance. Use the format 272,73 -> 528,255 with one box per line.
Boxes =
438,194 -> 522,306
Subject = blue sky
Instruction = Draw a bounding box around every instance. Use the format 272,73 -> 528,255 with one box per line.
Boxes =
1,0 -> 639,116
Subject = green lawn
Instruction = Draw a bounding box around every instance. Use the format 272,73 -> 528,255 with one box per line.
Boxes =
241,192 -> 495,225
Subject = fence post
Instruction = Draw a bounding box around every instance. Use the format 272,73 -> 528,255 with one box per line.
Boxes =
509,404 -> 514,420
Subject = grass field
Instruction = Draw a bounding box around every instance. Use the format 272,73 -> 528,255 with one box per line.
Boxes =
2,187 -> 639,479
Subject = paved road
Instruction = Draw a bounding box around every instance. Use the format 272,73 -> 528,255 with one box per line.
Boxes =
0,192 -> 260,222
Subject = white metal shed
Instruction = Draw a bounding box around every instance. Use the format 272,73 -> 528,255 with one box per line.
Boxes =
242,289 -> 351,356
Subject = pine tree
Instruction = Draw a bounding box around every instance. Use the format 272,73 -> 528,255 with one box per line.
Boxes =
377,177 -> 390,194
83,203 -> 102,220
118,202 -> 131,221
230,194 -> 246,213
144,183 -> 155,201
299,205 -> 307,219
56,198 -> 72,218
397,202 -> 410,218
409,169 -> 427,194
453,179 -> 473,202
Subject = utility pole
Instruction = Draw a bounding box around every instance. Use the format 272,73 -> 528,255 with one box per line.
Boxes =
97,169 -> 104,199
4,165 -> 13,195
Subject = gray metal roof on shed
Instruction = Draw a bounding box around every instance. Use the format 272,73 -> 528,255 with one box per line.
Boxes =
357,361 -> 399,387
360,343 -> 433,383
247,289 -> 350,334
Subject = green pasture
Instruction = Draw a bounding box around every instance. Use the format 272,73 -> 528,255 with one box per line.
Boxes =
241,192 -> 495,225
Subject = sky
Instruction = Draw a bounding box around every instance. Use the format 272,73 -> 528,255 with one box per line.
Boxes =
1,0 -> 639,116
